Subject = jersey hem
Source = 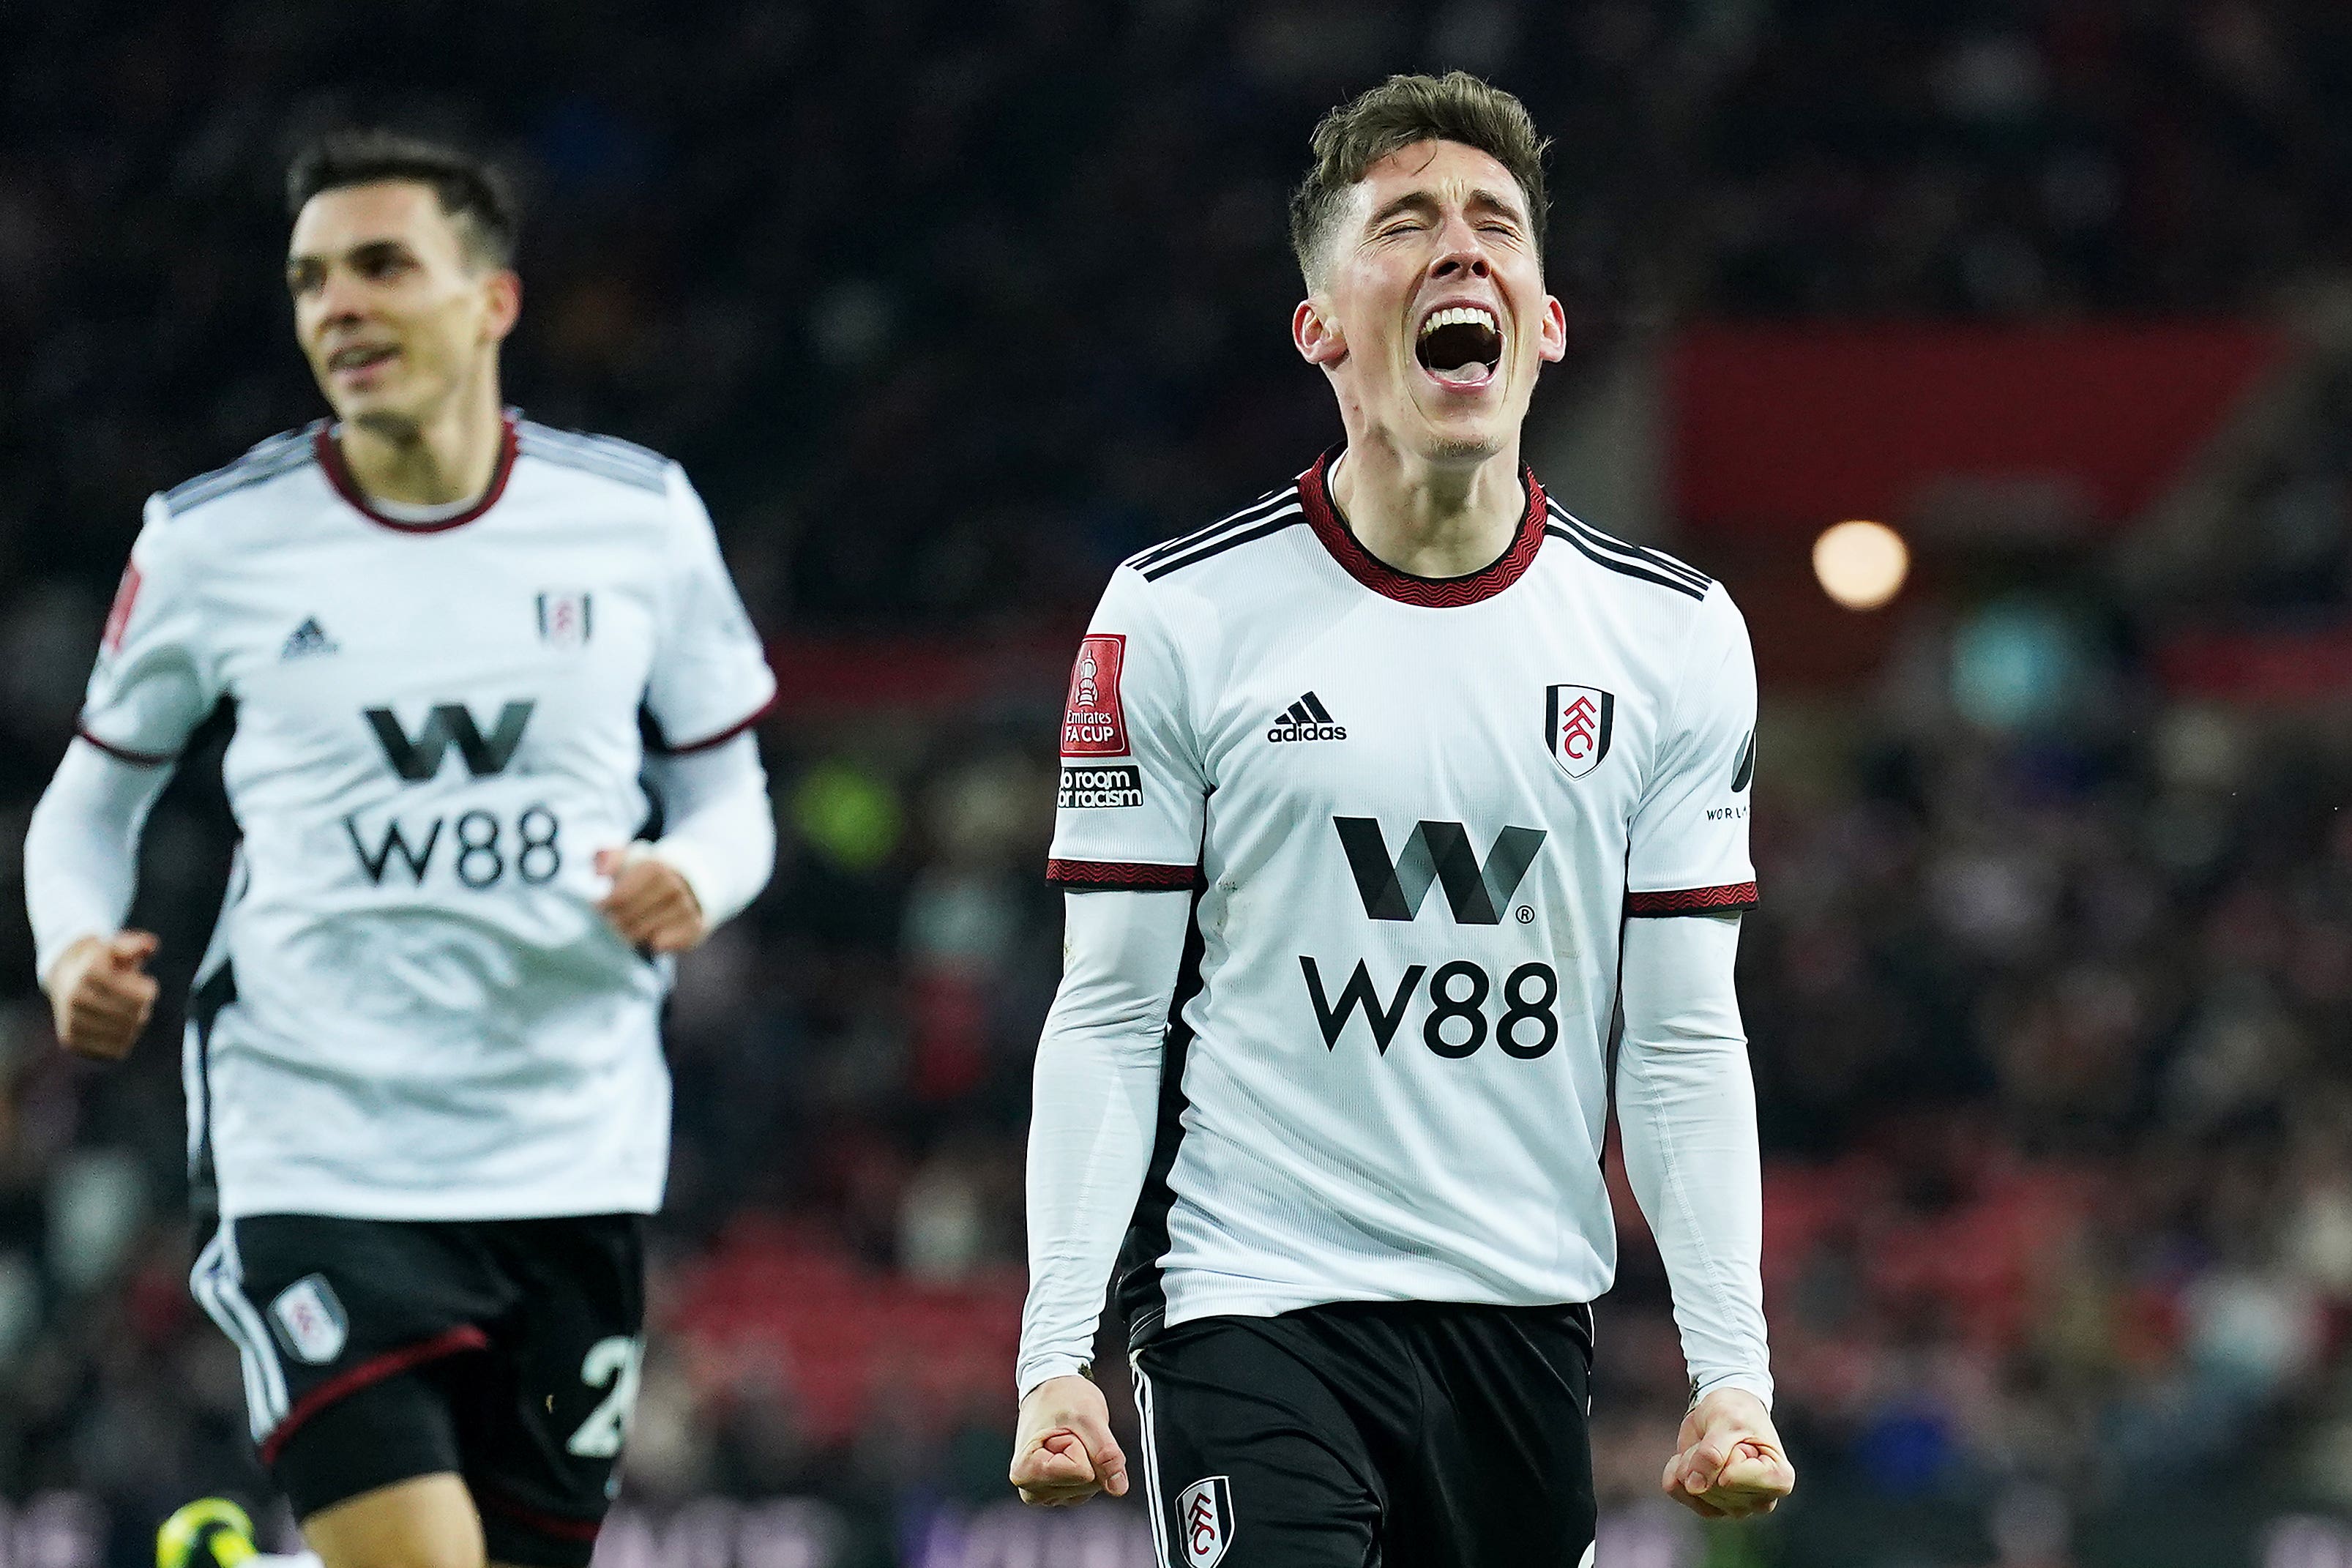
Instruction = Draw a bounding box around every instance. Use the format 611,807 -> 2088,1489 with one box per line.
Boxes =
1157,1278 -> 1599,1335
1626,881 -> 1758,915
214,1187 -> 665,1223
1045,859 -> 1199,891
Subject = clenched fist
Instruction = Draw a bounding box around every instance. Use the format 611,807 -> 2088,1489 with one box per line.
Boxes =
45,930 -> 161,1061
1011,1373 -> 1130,1507
1662,1386 -> 1795,1520
594,845 -> 709,953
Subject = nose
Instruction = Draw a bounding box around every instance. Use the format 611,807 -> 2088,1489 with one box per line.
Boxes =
1427,215 -> 1493,283
311,267 -> 368,332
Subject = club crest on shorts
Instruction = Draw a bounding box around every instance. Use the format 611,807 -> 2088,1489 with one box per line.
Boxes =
536,591 -> 594,649
1547,684 -> 1616,779
1175,1475 -> 1233,1567
267,1273 -> 348,1365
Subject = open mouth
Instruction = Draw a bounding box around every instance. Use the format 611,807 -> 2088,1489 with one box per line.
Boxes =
1416,305 -> 1503,387
328,343 -> 399,376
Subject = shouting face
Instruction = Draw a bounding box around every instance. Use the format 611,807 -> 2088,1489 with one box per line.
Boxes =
1294,139 -> 1567,468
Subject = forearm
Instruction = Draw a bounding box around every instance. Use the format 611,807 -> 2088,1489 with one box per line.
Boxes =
643,733 -> 774,927
1018,889 -> 1190,1397
1617,911 -> 1772,1407
24,740 -> 171,983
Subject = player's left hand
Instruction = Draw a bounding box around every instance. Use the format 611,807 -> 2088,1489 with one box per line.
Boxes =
594,845 -> 709,953
1661,1387 -> 1794,1520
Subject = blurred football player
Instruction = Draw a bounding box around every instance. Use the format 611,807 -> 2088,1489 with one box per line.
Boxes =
26,130 -> 777,1568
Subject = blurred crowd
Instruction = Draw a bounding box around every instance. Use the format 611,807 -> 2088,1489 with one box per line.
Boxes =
7,1 -> 2352,1564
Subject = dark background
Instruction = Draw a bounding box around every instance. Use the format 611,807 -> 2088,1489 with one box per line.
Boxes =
6,3 -> 2352,1564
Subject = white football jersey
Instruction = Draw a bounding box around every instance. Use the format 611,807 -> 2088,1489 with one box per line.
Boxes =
1047,450 -> 1757,1337
81,417 -> 775,1222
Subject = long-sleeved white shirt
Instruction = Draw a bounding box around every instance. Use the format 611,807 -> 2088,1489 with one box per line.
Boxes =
32,421 -> 780,1227
1019,450 -> 1774,1403
1020,892 -> 1771,1405
26,731 -> 773,982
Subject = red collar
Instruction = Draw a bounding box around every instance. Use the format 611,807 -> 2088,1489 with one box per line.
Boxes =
316,417 -> 518,533
1297,447 -> 1548,607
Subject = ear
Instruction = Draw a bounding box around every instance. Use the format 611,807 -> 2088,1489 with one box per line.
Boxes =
1293,299 -> 1347,368
1536,294 -> 1569,364
482,269 -> 523,346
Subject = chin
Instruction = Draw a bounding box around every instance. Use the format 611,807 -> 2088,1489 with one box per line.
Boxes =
347,403 -> 427,442
1421,428 -> 1507,467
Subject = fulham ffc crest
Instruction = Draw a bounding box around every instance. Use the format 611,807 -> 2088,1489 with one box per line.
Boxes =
1547,684 -> 1615,779
1175,1476 -> 1234,1567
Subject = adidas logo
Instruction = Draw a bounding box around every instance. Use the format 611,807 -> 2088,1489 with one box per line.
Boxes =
280,617 -> 339,660
1266,691 -> 1347,743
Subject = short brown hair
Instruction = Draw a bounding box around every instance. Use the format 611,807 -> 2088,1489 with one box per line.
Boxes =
1289,72 -> 1550,287
286,129 -> 519,269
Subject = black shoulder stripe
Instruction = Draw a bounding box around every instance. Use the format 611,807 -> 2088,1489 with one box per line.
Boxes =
517,421 -> 670,469
517,430 -> 671,494
516,422 -> 671,482
165,426 -> 321,514
1546,501 -> 1711,590
517,433 -> 666,480
1548,503 -> 1711,590
1129,487 -> 1300,571
1140,504 -> 1307,580
163,447 -> 318,518
517,419 -> 670,472
1545,525 -> 1707,600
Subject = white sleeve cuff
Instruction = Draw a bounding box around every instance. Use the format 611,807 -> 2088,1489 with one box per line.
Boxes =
1016,1354 -> 1094,1401
25,739 -> 173,982
1692,1371 -> 1775,1412
641,732 -> 774,928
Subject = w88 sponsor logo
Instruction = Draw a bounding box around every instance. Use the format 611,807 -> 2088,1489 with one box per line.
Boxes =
346,699 -> 561,889
1309,815 -> 1561,1058
1298,955 -> 1560,1059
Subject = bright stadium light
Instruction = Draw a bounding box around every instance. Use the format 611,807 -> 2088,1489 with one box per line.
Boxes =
1812,520 -> 1909,611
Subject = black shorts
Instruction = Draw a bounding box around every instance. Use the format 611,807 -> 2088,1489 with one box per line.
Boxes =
190,1212 -> 645,1568
1130,1302 -> 1597,1568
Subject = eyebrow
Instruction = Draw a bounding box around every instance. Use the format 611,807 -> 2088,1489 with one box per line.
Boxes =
285,238 -> 414,271
1362,187 -> 1528,231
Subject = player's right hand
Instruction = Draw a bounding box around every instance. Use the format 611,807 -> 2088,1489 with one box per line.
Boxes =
1662,1386 -> 1795,1520
1010,1373 -> 1130,1507
44,930 -> 160,1061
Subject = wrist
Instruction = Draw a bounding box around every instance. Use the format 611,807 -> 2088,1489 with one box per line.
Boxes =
1017,1359 -> 1095,1402
39,931 -> 106,996
1689,1374 -> 1774,1414
641,839 -> 712,919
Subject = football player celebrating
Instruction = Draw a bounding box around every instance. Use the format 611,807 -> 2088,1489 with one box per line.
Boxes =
1011,73 -> 1793,1564
26,132 -> 776,1568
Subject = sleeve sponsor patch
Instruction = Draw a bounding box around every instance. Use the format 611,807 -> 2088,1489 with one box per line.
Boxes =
1058,764 -> 1143,809
1061,633 -> 1130,755
101,563 -> 141,653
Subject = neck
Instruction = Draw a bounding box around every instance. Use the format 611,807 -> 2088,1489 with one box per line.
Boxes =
338,371 -> 505,507
1325,429 -> 1526,578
